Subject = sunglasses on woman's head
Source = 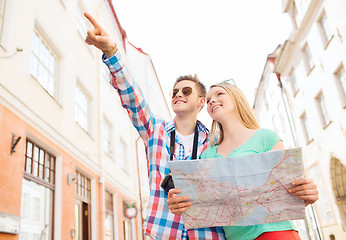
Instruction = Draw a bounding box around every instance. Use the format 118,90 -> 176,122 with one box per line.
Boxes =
170,86 -> 193,98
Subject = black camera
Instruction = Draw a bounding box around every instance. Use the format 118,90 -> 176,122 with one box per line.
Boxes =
160,173 -> 175,192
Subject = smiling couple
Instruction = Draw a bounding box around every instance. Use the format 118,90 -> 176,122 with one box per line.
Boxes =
84,13 -> 318,240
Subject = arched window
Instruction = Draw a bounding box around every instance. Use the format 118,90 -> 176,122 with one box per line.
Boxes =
330,156 -> 346,228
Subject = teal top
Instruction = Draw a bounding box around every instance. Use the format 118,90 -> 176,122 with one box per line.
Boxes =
200,129 -> 297,240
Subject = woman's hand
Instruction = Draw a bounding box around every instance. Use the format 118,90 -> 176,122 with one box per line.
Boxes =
167,188 -> 192,215
289,178 -> 319,206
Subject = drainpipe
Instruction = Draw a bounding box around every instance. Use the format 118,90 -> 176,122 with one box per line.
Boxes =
276,73 -> 297,147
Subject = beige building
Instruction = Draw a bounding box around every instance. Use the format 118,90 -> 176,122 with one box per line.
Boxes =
254,0 -> 346,239
0,0 -> 169,239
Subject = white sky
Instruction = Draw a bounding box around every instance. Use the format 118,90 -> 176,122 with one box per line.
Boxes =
112,0 -> 291,127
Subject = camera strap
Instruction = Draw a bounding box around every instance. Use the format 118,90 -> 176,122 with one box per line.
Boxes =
170,125 -> 198,161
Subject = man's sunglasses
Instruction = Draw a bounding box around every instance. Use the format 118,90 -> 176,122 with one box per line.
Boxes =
170,86 -> 193,98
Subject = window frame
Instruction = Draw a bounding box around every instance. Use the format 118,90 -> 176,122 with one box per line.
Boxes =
334,64 -> 346,108
76,2 -> 88,39
24,138 -> 56,189
318,11 -> 333,47
289,68 -> 299,96
75,170 -> 91,203
300,112 -> 313,144
75,83 -> 90,132
75,170 -> 91,240
30,29 -> 58,98
302,44 -> 314,74
103,119 -> 112,155
22,138 -> 56,240
104,190 -> 115,240
315,92 -> 331,128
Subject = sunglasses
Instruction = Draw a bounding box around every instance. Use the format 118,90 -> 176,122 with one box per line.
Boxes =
170,86 -> 193,98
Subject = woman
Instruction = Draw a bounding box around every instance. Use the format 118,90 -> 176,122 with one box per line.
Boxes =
167,81 -> 319,240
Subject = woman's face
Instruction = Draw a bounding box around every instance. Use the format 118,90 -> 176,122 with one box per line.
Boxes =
206,86 -> 235,121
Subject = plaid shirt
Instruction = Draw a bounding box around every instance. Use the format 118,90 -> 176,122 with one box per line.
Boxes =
103,52 -> 225,240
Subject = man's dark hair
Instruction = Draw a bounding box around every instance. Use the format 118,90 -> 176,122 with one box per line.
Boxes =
173,74 -> 206,98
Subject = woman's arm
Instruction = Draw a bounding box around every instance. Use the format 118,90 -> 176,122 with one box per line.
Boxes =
272,140 -> 319,206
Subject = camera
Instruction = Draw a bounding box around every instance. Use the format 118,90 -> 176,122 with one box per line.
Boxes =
160,173 -> 175,192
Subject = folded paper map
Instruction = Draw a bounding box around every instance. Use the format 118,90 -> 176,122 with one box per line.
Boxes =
169,148 -> 305,229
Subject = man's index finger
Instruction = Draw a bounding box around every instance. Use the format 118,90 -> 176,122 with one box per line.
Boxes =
84,12 -> 100,28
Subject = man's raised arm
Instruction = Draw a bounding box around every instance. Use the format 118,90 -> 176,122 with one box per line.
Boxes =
84,13 -> 156,142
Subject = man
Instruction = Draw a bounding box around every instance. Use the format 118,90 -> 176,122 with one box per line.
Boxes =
84,13 -> 225,239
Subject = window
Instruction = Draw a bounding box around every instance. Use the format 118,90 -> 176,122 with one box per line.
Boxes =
319,11 -> 333,44
24,139 -> 56,184
75,171 -> 91,200
30,30 -> 58,97
103,120 -> 112,155
105,191 -> 114,240
308,165 -> 334,224
302,44 -> 314,73
76,4 -> 88,38
289,69 -> 298,95
335,65 -> 346,107
119,138 -> 127,170
75,170 -> 91,240
20,139 -> 55,240
300,112 -> 312,143
315,92 -> 331,127
75,84 -> 89,131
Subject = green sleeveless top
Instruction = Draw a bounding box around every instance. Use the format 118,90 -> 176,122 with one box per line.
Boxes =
200,129 -> 297,240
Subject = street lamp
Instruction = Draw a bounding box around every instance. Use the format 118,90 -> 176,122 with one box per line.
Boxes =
0,48 -> 23,58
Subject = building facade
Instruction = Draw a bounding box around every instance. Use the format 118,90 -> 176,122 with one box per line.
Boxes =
254,0 -> 346,239
0,0 -> 170,239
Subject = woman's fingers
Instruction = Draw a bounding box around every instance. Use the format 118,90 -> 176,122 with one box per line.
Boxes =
289,178 -> 319,205
291,178 -> 313,186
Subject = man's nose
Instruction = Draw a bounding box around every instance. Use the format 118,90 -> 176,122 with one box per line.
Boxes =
175,90 -> 183,97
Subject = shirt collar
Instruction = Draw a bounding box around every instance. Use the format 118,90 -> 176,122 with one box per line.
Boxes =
165,120 -> 209,142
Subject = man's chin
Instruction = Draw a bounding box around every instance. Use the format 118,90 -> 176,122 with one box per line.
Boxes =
172,107 -> 188,115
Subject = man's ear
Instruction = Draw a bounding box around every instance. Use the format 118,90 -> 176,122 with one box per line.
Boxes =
198,97 -> 206,112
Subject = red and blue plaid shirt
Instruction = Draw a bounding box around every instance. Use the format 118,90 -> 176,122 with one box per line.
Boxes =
103,52 -> 225,239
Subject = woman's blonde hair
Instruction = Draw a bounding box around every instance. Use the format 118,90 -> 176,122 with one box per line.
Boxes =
209,82 -> 260,146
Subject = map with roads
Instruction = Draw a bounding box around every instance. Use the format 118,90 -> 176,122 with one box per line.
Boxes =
169,148 -> 305,229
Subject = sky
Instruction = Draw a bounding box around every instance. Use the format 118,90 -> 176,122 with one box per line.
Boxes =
112,0 -> 291,127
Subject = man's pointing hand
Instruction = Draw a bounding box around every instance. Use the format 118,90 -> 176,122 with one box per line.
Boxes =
84,12 -> 117,56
